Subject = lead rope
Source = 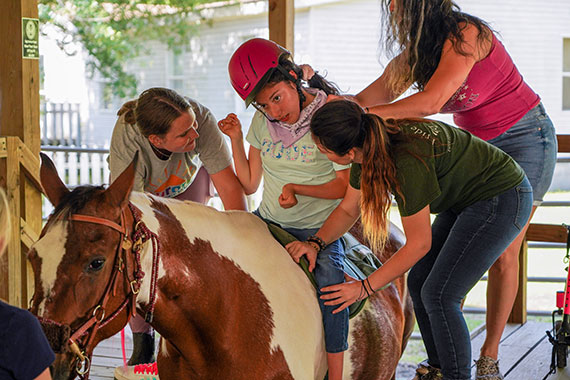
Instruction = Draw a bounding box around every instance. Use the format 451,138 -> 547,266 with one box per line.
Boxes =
121,328 -> 128,368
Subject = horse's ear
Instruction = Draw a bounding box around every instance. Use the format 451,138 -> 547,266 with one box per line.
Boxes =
105,151 -> 138,210
40,153 -> 70,207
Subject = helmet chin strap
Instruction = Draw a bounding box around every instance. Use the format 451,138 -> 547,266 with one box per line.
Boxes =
252,103 -> 279,123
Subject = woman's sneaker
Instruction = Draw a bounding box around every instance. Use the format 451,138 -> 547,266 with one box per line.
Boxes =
411,361 -> 443,380
114,362 -> 159,380
475,356 -> 504,380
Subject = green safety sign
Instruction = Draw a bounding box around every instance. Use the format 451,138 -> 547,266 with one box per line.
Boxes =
22,18 -> 39,59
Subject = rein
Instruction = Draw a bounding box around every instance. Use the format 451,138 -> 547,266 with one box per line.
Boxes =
37,203 -> 160,379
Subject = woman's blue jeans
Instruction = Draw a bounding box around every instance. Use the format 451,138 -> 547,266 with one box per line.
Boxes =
253,211 -> 349,353
488,102 -> 557,206
407,177 -> 533,380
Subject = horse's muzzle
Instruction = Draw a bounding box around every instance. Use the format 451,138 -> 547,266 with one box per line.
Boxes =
50,353 -> 75,380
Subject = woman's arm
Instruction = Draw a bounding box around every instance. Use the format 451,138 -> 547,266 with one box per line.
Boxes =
279,168 -> 349,208
320,205 -> 432,313
285,185 -> 361,271
365,24 -> 485,119
209,166 -> 247,211
354,53 -> 411,107
218,114 -> 263,195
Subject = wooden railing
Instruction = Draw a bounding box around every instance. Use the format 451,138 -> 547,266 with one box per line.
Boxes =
509,134 -> 570,324
0,137 -> 42,308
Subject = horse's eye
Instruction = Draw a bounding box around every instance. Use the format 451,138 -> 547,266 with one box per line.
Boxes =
87,258 -> 105,273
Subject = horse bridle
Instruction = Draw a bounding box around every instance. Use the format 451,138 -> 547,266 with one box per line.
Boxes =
37,204 -> 154,378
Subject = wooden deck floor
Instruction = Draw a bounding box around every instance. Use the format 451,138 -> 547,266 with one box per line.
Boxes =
89,322 -> 569,380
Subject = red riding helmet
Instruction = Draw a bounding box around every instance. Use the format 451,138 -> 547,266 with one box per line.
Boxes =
228,38 -> 290,107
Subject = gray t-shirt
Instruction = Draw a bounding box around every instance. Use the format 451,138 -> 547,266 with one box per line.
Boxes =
108,98 -> 231,197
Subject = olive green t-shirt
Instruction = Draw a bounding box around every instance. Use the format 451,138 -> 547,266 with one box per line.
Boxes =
349,120 -> 525,216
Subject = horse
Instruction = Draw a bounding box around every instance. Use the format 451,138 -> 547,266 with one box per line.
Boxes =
28,153 -> 414,380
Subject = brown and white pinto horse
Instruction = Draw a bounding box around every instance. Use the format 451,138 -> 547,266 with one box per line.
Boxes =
28,153 -> 413,380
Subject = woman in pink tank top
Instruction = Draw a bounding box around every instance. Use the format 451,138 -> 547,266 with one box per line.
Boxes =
340,1 -> 557,379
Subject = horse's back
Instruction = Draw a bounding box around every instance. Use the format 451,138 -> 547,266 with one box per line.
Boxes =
133,194 -> 411,380
132,193 -> 328,379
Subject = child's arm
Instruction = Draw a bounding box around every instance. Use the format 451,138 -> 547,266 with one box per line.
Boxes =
218,113 -> 263,195
279,168 -> 349,209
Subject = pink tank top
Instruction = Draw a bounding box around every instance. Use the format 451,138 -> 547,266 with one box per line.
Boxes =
440,34 -> 540,141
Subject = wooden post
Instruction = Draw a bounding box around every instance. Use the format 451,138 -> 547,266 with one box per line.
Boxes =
268,0 -> 294,53
0,0 -> 42,308
508,136 -> 570,323
507,239 -> 528,324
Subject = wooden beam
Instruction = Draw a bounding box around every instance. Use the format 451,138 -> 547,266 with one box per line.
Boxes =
0,0 -> 41,154
507,240 -> 528,324
0,0 -> 42,308
0,138 -> 23,306
557,135 -> 570,153
268,0 -> 294,52
526,223 -> 568,243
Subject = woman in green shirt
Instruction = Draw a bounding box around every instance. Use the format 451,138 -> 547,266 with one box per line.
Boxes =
286,100 -> 533,380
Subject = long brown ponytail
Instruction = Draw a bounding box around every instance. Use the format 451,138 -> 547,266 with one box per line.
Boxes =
310,100 -> 403,252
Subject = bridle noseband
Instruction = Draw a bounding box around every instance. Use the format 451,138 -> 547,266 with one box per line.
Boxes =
37,204 -> 159,379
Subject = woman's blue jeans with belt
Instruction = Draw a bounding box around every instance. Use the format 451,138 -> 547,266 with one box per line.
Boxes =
253,211 -> 349,353
407,176 -> 533,380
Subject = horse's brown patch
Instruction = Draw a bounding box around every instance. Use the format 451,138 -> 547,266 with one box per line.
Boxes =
350,289 -> 404,380
148,199 -> 294,379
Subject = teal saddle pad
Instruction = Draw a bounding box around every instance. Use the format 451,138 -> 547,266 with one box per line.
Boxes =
265,223 -> 386,319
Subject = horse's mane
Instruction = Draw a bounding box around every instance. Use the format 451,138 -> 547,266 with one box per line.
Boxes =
51,185 -> 106,220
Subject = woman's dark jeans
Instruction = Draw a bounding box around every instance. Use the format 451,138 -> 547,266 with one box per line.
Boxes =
407,176 -> 533,380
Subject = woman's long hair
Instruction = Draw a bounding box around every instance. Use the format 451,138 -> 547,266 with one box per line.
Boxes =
117,87 -> 191,137
310,100 -> 404,253
380,0 -> 492,92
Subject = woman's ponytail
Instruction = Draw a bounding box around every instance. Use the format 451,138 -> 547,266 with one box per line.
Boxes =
117,100 -> 137,125
359,113 -> 399,253
310,100 -> 402,254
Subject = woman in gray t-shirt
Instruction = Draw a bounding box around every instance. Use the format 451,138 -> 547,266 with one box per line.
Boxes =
108,87 -> 246,374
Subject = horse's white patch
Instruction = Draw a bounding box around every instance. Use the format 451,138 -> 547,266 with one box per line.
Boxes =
159,199 -> 328,380
160,337 -> 169,358
33,220 -> 68,315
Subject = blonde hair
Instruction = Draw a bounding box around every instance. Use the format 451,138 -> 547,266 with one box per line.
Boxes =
0,188 -> 10,256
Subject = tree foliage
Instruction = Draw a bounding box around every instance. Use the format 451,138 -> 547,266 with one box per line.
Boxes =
39,0 -> 217,98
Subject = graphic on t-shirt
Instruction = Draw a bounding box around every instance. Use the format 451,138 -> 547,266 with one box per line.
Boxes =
442,82 -> 480,112
148,160 -> 196,198
260,139 -> 316,163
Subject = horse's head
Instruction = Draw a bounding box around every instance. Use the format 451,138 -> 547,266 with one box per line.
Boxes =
28,153 -> 138,379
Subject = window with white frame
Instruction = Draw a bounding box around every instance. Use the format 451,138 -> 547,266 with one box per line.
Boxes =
168,50 -> 185,94
564,38 -> 570,110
